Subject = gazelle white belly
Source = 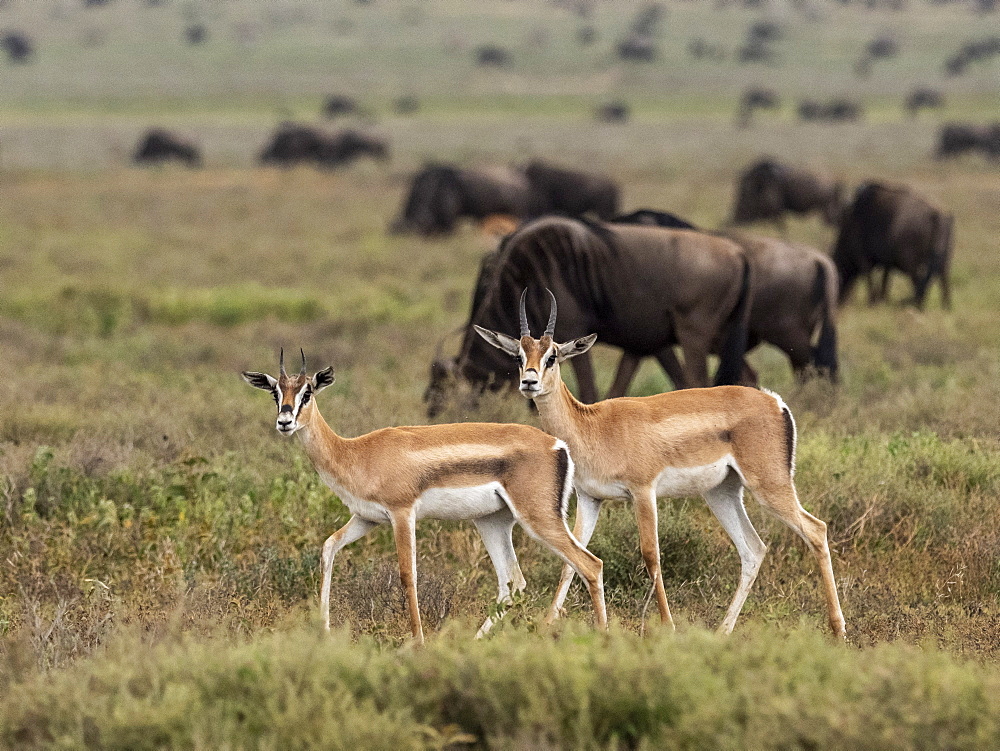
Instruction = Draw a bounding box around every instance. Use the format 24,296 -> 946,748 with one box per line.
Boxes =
415,482 -> 506,521
654,456 -> 734,497
318,471 -> 392,523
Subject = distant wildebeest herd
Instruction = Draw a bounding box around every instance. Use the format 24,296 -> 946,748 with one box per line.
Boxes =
420,157 -> 954,419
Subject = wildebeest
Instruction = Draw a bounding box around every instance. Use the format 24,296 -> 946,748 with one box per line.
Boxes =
735,87 -> 780,127
730,159 -> 844,231
390,164 -> 536,236
834,181 -> 954,310
936,122 -> 1000,159
610,209 -> 696,229
475,44 -> 512,67
798,98 -> 863,122
185,24 -> 207,45
1,32 -> 32,63
132,128 -> 201,167
322,95 -> 358,118
595,101 -> 630,123
523,160 -> 620,220
603,215 -> 840,388
393,95 -> 419,115
258,123 -> 388,168
423,216 -> 751,417
906,87 -> 944,117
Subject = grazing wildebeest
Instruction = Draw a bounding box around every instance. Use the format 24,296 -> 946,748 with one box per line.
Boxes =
595,102 -> 630,123
736,87 -> 781,127
323,95 -> 358,118
259,123 -> 387,168
604,215 -> 840,389
730,159 -> 844,231
798,98 -> 863,122
475,44 -> 512,67
1,32 -> 32,63
185,24 -> 207,45
423,216 -> 751,417
936,122 -> 1000,159
834,181 -> 954,310
132,129 -> 201,167
906,87 -> 944,117
390,164 -> 536,236
523,160 -> 620,220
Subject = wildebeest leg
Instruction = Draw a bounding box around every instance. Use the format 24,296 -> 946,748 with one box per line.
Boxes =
877,267 -> 892,303
740,359 -> 759,386
570,350 -> 599,403
675,328 -> 710,388
653,346 -> 688,390
606,352 -> 642,398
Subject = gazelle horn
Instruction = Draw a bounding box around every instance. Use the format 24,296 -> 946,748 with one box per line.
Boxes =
519,288 -> 530,338
544,288 -> 557,338
300,348 -> 307,375
279,348 -> 287,377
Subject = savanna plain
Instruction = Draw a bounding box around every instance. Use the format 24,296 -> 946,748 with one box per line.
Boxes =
1,0 -> 1000,748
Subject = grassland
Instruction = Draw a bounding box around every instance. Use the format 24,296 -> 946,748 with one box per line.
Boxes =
1,0 -> 1000,747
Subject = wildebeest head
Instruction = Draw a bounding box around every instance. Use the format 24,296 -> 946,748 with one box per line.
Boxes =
390,165 -> 463,236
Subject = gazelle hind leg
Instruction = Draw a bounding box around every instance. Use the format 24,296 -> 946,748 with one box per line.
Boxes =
501,489 -> 608,630
546,490 -> 602,624
390,510 -> 424,645
750,482 -> 847,638
474,507 -> 526,638
321,516 -> 379,631
633,485 -> 674,628
703,471 -> 767,634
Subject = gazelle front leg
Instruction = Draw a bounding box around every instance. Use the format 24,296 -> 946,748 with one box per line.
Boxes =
546,490 -> 602,624
473,507 -> 526,637
321,515 -> 379,631
390,509 -> 424,645
633,485 -> 674,628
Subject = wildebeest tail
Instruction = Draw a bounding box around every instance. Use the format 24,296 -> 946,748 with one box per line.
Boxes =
713,256 -> 752,386
811,259 -> 839,381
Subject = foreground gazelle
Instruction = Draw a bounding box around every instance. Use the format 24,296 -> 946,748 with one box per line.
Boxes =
242,350 -> 607,644
475,291 -> 846,637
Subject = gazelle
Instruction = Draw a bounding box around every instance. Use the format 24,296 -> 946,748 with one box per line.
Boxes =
242,350 -> 607,644
475,291 -> 846,637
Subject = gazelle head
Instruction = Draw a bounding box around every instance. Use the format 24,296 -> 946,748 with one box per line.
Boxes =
474,288 -> 596,399
242,349 -> 335,435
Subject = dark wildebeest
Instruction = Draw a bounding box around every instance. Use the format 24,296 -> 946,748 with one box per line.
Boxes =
523,160 -> 620,220
1,32 -> 32,63
730,159 -> 844,231
798,98 -> 863,122
735,87 -> 780,127
322,95 -> 358,118
611,209 -> 696,229
834,181 -> 954,310
390,164 -> 535,236
475,44 -> 512,67
423,215 -> 751,417
605,213 -> 839,389
906,87 -> 944,117
132,128 -> 201,167
595,102 -> 630,123
936,122 -> 1000,159
259,123 -> 387,168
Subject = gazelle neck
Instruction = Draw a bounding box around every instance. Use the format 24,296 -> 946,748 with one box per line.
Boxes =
532,378 -> 590,445
295,403 -> 351,475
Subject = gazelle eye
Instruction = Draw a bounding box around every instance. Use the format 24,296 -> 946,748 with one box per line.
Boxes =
301,390 -> 311,405
546,353 -> 557,368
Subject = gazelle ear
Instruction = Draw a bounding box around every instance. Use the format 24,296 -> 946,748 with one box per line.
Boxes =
473,325 -> 521,357
556,334 -> 597,362
312,367 -> 336,392
242,371 -> 278,391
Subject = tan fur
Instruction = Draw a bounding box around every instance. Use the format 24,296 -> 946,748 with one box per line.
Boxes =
479,330 -> 846,638
249,368 -> 608,644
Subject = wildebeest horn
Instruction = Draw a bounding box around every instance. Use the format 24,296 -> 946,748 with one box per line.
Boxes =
299,348 -> 307,375
544,288 -> 557,338
519,288 -> 530,337
279,347 -> 287,377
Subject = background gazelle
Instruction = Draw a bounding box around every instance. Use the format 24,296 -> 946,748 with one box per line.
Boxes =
242,349 -> 607,644
475,290 -> 846,638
